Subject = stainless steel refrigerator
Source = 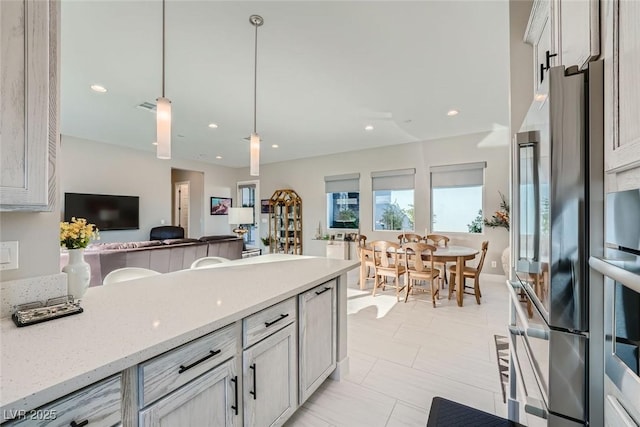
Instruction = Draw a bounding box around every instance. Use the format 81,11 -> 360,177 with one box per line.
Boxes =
507,60 -> 604,426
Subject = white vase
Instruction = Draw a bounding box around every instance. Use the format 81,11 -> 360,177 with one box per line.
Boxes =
63,248 -> 91,299
501,246 -> 510,277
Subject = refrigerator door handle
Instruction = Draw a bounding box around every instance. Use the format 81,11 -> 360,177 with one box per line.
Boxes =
509,281 -> 550,340
589,257 -> 640,294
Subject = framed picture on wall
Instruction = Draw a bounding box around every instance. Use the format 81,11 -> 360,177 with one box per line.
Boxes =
261,199 -> 272,214
210,197 -> 231,215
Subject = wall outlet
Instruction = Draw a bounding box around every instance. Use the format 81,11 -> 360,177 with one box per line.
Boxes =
491,261 -> 497,268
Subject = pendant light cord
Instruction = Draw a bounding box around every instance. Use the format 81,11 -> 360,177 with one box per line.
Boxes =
253,21 -> 258,133
162,0 -> 166,97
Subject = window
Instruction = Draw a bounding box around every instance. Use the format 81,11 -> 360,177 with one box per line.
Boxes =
430,162 -> 486,233
325,174 -> 360,229
372,169 -> 415,231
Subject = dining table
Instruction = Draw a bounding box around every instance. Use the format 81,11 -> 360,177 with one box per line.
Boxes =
425,245 -> 479,307
357,244 -> 479,307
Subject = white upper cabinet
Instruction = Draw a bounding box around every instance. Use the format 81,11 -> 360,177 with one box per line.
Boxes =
554,0 -> 600,69
605,0 -> 640,173
525,0 -> 554,97
524,0 -> 601,98
0,0 -> 57,211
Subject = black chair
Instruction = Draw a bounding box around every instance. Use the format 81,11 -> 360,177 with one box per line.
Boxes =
149,226 -> 184,240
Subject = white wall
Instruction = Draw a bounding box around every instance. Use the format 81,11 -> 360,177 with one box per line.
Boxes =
60,136 -> 239,242
237,132 -> 510,275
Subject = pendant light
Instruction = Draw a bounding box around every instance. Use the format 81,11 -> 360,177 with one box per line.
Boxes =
249,14 -> 263,176
157,0 -> 171,159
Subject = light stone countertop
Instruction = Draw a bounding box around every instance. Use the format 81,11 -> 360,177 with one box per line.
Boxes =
0,254 -> 359,414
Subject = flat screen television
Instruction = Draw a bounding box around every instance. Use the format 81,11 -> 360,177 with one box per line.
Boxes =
64,193 -> 139,231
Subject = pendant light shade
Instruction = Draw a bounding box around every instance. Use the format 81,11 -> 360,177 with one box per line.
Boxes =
249,15 -> 263,176
157,0 -> 171,159
156,97 -> 171,159
250,132 -> 260,176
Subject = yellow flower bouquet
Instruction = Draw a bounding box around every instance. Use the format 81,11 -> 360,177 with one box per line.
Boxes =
60,217 -> 99,249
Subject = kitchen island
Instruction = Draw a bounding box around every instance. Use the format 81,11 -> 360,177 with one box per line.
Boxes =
0,255 -> 358,426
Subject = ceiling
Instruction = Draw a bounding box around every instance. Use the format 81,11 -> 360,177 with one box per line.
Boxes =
61,1 -> 511,168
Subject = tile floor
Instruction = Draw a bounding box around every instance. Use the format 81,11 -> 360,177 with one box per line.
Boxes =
286,270 -> 510,427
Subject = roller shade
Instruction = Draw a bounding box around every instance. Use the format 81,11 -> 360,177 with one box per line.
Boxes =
430,162 -> 486,188
371,168 -> 415,191
325,173 -> 360,193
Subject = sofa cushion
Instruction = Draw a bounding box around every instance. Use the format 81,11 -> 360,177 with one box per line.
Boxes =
133,240 -> 164,248
199,235 -> 238,242
162,238 -> 201,245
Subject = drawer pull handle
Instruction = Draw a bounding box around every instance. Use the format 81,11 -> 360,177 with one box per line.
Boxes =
250,364 -> 257,399
265,313 -> 289,327
231,376 -> 239,415
178,349 -> 221,374
70,420 -> 89,427
315,287 -> 331,295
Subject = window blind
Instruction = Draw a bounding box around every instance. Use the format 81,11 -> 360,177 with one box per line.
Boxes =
324,173 -> 360,193
371,168 -> 415,191
430,162 -> 486,188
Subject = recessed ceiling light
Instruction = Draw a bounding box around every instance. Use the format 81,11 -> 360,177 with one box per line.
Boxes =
365,125 -> 374,131
90,84 -> 107,93
215,155 -> 222,159
152,141 -> 158,146
271,144 -> 279,148
447,109 -> 459,117
208,123 -> 219,129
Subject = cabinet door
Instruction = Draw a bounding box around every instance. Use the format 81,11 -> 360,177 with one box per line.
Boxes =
140,358 -> 239,427
243,323 -> 297,427
299,280 -> 337,403
0,0 -> 56,211
606,0 -> 640,173
556,0 -> 599,69
525,0 -> 553,96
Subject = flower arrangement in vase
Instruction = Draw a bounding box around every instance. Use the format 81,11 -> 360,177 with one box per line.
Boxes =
484,192 -> 510,231
60,218 -> 99,299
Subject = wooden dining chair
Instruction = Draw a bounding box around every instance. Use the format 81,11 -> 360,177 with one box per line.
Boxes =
426,234 -> 451,287
356,234 -> 375,288
448,241 -> 489,304
397,233 -> 424,245
370,240 -> 407,301
403,242 -> 441,307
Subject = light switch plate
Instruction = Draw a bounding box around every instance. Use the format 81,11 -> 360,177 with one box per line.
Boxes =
0,241 -> 19,270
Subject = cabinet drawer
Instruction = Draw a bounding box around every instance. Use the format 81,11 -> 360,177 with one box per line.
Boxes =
243,297 -> 296,348
140,322 -> 240,407
5,375 -> 121,427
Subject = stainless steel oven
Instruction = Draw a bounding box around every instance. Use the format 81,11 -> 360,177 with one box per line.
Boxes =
589,188 -> 640,426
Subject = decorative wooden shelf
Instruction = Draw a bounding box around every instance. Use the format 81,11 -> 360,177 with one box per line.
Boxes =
268,189 -> 302,255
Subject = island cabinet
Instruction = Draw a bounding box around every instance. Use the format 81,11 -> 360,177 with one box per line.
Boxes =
4,375 -> 121,427
137,323 -> 241,427
0,0 -> 57,211
298,280 -> 337,403
242,298 -> 298,427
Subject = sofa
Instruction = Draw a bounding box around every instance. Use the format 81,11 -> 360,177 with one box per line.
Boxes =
61,235 -> 243,287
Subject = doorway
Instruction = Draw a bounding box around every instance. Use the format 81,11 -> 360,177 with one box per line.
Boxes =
174,181 -> 190,237
171,168 -> 204,238
237,180 -> 260,247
